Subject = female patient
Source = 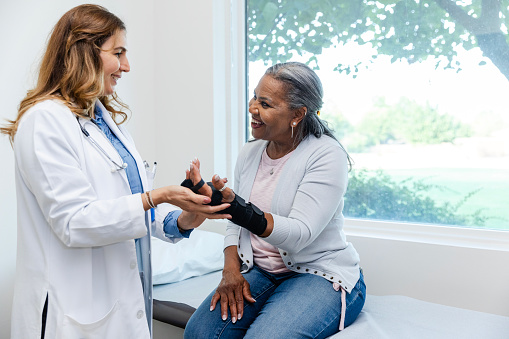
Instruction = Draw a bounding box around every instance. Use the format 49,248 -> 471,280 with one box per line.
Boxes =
184,62 -> 366,338
1,5 -> 228,338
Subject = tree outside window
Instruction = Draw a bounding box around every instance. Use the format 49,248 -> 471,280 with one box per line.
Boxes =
247,0 -> 509,230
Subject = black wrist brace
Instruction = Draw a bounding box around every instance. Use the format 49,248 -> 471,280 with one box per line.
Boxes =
219,193 -> 267,236
181,179 -> 267,235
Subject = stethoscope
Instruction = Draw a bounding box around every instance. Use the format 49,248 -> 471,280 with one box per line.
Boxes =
77,117 -> 128,172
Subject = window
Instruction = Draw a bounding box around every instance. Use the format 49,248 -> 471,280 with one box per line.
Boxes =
246,0 -> 509,230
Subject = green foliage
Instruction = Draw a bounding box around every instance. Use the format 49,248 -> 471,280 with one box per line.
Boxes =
344,169 -> 488,226
346,97 -> 471,152
247,0 -> 509,78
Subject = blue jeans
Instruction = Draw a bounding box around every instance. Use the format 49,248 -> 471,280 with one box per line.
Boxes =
184,266 -> 366,339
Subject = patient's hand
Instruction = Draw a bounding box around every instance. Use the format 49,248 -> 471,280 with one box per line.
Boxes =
188,158 -> 234,203
187,158 -> 212,197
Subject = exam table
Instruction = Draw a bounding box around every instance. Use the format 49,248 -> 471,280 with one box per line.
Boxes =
151,230 -> 509,338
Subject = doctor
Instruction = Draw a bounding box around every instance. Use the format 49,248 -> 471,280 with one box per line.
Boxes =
1,4 -> 229,339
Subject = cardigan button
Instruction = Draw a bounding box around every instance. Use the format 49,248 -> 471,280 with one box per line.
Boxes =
130,261 -> 137,269
137,310 -> 144,319
283,252 -> 287,256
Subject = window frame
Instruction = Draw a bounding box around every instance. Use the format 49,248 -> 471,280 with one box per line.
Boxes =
344,218 -> 509,251
213,0 -> 248,181
233,0 -> 509,250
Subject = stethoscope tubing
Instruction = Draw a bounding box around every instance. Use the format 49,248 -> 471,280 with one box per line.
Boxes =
77,117 -> 127,172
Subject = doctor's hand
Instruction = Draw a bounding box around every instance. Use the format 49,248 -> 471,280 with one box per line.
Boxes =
210,246 -> 256,323
145,185 -> 231,221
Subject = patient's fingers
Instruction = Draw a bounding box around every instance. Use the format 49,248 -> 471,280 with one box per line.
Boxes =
227,289 -> 238,323
189,158 -> 202,185
220,291 -> 230,321
243,282 -> 256,303
210,291 -> 220,311
212,174 -> 235,202
211,284 -> 231,321
211,270 -> 250,323
189,160 -> 212,197
189,159 -> 201,184
234,285 -> 244,321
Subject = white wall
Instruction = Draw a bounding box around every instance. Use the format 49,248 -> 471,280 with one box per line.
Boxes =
152,1 -> 216,185
0,1 -> 221,338
1,1 -> 508,339
345,221 -> 509,317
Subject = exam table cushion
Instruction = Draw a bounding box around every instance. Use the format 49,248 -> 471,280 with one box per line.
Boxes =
153,271 -> 509,338
335,295 -> 509,339
151,229 -> 224,285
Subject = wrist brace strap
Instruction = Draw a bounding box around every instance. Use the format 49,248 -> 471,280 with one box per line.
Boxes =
181,179 -> 223,205
218,193 -> 267,236
181,178 -> 205,193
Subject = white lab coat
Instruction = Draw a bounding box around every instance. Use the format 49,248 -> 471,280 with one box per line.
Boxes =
10,99 -> 179,339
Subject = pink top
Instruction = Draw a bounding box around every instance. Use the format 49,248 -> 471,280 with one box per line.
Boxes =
249,147 -> 294,274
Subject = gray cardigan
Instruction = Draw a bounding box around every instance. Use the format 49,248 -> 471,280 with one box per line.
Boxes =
224,135 -> 361,292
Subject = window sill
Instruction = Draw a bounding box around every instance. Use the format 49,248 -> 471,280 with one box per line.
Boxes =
344,218 -> 509,252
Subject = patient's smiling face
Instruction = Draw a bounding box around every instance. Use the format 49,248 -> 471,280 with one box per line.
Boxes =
248,75 -> 295,144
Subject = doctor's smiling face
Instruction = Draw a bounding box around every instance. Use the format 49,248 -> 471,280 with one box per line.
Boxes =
99,29 -> 130,96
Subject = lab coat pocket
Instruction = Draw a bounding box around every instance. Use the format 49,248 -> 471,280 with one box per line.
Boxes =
57,301 -> 126,339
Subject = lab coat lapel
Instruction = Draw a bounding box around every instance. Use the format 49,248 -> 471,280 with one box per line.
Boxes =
96,101 -> 149,192
77,115 -> 131,191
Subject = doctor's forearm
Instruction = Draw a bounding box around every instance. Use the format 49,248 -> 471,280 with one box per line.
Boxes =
140,186 -> 180,211
141,192 -> 153,211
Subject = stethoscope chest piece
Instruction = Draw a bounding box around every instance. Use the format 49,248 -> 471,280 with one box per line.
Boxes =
111,163 -> 128,173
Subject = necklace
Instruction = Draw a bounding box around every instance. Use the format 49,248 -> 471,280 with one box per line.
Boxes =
267,144 -> 295,175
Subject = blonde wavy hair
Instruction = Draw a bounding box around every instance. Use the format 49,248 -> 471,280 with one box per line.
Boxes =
1,4 -> 129,144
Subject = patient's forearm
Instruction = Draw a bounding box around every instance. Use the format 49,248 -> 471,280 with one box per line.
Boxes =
223,245 -> 241,271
